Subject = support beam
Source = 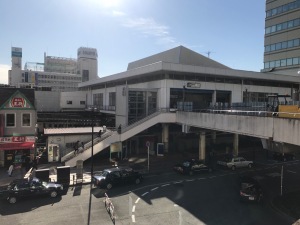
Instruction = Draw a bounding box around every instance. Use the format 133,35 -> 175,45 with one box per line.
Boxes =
233,133 -> 239,156
199,132 -> 206,160
162,124 -> 169,153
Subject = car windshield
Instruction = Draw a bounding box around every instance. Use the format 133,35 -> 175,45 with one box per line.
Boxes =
100,170 -> 109,177
183,161 -> 191,167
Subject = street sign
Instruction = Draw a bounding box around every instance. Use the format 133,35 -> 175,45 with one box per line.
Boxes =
146,141 -> 150,147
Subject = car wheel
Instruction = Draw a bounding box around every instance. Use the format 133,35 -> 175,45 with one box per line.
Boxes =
248,163 -> 253,169
106,183 -> 112,190
231,166 -> 236,171
8,196 -> 17,204
135,178 -> 141,185
50,190 -> 58,198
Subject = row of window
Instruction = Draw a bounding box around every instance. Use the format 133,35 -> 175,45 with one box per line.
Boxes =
66,100 -> 86,105
265,17 -> 300,34
5,113 -> 31,127
93,93 -> 116,106
38,74 -> 81,80
264,56 -> 300,69
266,0 -> 300,18
265,38 -> 300,52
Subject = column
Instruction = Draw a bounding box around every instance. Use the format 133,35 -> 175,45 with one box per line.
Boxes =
233,133 -> 239,156
212,90 -> 217,107
162,124 -> 169,153
199,132 -> 206,160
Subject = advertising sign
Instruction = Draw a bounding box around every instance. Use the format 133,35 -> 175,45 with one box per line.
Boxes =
157,143 -> 164,156
10,97 -> 26,108
110,142 -> 122,153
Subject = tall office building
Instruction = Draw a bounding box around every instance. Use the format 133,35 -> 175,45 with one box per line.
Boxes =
263,0 -> 300,73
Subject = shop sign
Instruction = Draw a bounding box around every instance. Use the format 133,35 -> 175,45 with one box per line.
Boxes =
0,136 -> 34,143
10,97 -> 26,108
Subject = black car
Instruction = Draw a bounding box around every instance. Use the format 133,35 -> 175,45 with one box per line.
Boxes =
0,177 -> 63,204
239,176 -> 263,203
173,159 -> 211,175
273,152 -> 295,162
92,167 -> 143,190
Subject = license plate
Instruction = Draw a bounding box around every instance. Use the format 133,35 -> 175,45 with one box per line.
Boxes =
249,196 -> 255,200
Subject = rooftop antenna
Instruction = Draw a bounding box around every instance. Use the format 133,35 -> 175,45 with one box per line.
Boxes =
203,51 -> 215,58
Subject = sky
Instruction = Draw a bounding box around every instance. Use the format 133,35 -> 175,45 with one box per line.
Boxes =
0,0 -> 266,84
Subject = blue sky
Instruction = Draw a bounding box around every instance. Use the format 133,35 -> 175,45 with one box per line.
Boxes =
0,0 -> 265,84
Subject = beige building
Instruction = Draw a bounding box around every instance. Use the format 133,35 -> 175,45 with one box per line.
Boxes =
263,0 -> 300,73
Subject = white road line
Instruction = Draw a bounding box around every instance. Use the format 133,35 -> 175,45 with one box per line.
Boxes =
286,170 -> 297,174
161,183 -> 170,187
132,205 -> 136,212
141,192 -> 149,196
151,187 -> 159,191
174,181 -> 183,184
132,215 -> 136,223
135,198 -> 140,204
186,179 -> 195,182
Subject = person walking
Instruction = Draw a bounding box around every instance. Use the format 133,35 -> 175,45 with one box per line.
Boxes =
8,164 -> 14,177
32,157 -> 38,170
98,130 -> 102,138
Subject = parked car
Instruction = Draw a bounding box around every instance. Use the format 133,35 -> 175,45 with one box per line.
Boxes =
0,177 -> 63,204
239,176 -> 263,203
173,159 -> 211,175
273,152 -> 295,162
217,156 -> 253,171
92,167 -> 143,190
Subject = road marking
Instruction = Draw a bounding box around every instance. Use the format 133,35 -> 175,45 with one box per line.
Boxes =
135,198 -> 140,204
151,187 -> 159,191
132,215 -> 136,223
132,205 -> 136,212
198,178 -> 206,180
286,170 -> 297,174
161,183 -> 170,187
186,179 -> 195,182
141,192 -> 149,196
174,181 -> 183,184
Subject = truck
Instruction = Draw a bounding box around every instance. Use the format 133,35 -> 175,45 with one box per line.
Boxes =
217,156 -> 253,171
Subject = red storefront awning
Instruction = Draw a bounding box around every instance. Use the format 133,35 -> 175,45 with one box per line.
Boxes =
0,142 -> 34,150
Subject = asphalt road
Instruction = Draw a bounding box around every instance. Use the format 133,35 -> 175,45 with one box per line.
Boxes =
0,160 -> 298,225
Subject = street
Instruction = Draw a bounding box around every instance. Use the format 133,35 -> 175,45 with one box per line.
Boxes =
0,159 -> 298,225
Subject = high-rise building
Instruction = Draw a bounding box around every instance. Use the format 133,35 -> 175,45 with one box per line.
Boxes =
263,0 -> 300,73
8,47 -> 98,91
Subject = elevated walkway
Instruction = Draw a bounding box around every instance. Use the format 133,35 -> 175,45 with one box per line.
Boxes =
64,110 -> 176,167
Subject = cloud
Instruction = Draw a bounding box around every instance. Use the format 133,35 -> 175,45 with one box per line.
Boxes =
121,17 -> 178,46
112,10 -> 126,17
0,64 -> 10,84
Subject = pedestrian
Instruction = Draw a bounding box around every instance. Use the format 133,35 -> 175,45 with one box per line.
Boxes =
32,157 -> 38,170
8,164 -> 14,177
117,124 -> 121,134
74,140 -> 80,155
98,129 -> 102,138
81,142 -> 84,152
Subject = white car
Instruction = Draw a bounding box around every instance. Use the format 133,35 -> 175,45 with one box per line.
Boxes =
217,157 -> 253,171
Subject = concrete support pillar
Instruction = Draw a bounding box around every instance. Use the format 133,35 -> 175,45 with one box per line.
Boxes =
212,90 -> 217,107
162,124 -> 169,153
199,132 -> 206,160
233,133 -> 239,156
136,138 -> 140,154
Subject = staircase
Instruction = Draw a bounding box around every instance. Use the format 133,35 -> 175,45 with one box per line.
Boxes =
64,109 -> 176,167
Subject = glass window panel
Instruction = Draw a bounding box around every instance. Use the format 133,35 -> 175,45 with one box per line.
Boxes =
265,27 -> 271,34
271,25 -> 276,33
271,44 -> 276,51
265,45 -> 270,52
22,114 -> 31,126
287,58 -> 293,66
282,22 -> 287,30
294,19 -> 300,27
288,20 -> 294,28
276,43 -> 282,50
293,58 -> 299,65
264,62 -> 270,69
266,10 -> 271,17
282,41 -> 287,49
281,59 -> 286,67
270,61 -> 275,68
6,114 -> 15,127
275,60 -> 281,67
294,39 -> 300,47
276,24 -> 282,31
288,40 -> 293,48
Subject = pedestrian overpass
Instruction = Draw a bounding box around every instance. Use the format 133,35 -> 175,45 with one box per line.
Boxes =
63,109 -> 300,167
